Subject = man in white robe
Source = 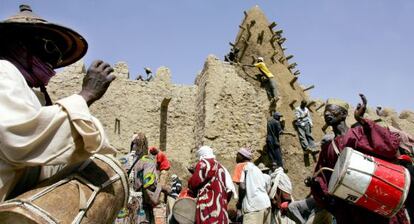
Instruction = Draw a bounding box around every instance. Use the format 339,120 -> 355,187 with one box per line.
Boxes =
0,5 -> 116,201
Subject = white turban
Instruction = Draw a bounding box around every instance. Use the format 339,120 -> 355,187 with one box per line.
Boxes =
196,146 -> 215,160
269,167 -> 293,198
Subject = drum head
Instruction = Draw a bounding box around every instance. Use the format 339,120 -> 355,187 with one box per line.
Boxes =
328,147 -> 353,193
173,198 -> 196,224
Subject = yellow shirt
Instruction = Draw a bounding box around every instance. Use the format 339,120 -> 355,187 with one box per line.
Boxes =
254,62 -> 274,78
0,60 -> 116,201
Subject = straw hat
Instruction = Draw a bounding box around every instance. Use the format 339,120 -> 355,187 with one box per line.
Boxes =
257,163 -> 270,172
0,5 -> 88,68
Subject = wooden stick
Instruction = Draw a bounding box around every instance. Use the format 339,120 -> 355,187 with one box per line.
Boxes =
257,30 -> 264,45
289,100 -> 297,110
278,37 -> 286,45
303,85 -> 315,91
290,76 -> 298,86
268,21 -> 277,29
294,70 -> 300,76
316,103 -> 326,111
307,101 -> 316,107
281,131 -> 296,137
275,30 -> 283,35
288,62 -> 297,70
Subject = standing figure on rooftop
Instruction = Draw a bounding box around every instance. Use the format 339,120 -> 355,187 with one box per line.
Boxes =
294,100 -> 318,154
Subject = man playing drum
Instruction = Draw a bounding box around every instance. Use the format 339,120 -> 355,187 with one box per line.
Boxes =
309,94 -> 410,224
0,5 -> 116,202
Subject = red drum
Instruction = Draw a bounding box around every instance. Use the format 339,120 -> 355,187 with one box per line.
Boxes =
329,147 -> 411,217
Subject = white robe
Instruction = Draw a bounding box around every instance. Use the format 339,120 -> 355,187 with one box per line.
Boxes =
0,60 -> 116,201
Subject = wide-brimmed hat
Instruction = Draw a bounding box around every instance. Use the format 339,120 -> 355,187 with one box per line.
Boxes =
0,5 -> 88,68
257,163 -> 270,172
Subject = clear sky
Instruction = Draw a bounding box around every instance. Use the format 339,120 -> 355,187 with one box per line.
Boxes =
1,1 -> 413,111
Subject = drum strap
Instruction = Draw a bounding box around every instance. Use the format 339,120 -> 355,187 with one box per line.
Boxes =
331,139 -> 340,156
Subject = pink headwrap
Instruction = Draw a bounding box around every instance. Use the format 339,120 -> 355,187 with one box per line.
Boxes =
3,45 -> 56,88
238,148 -> 252,160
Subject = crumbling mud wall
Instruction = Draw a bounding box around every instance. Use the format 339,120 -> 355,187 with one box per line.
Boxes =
48,61 -> 197,175
195,55 -> 269,170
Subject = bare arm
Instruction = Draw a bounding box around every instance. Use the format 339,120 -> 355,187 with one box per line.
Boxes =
145,184 -> 162,206
354,93 -> 367,125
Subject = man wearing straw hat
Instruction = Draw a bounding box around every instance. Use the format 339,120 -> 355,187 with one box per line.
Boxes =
309,94 -> 409,224
0,5 -> 116,202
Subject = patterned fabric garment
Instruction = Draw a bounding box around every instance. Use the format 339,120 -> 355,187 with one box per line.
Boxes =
188,158 -> 229,224
170,178 -> 182,199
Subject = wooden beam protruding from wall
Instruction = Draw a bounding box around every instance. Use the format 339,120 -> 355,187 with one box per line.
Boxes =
289,100 -> 297,110
290,76 -> 298,87
271,52 -> 278,64
288,62 -> 297,70
307,101 -> 316,108
277,37 -> 286,45
316,103 -> 326,111
257,30 -> 264,45
303,85 -> 315,92
275,30 -> 283,35
268,21 -> 277,30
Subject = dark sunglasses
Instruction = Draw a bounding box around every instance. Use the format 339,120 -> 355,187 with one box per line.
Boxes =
30,38 -> 63,67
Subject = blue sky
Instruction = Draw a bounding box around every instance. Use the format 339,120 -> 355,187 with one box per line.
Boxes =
1,1 -> 413,111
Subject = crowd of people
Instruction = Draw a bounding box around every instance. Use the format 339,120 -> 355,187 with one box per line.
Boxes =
0,4 -> 414,224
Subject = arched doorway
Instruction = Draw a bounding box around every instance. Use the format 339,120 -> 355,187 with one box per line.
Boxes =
159,97 -> 171,151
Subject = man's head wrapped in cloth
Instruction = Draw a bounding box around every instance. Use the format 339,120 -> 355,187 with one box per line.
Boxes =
196,145 -> 216,160
269,167 -> 292,199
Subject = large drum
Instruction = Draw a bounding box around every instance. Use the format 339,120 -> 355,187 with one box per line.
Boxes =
173,188 -> 196,224
329,147 -> 410,217
173,198 -> 196,224
0,154 -> 129,224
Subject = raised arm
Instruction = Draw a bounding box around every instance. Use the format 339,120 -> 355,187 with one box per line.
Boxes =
0,60 -> 116,168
